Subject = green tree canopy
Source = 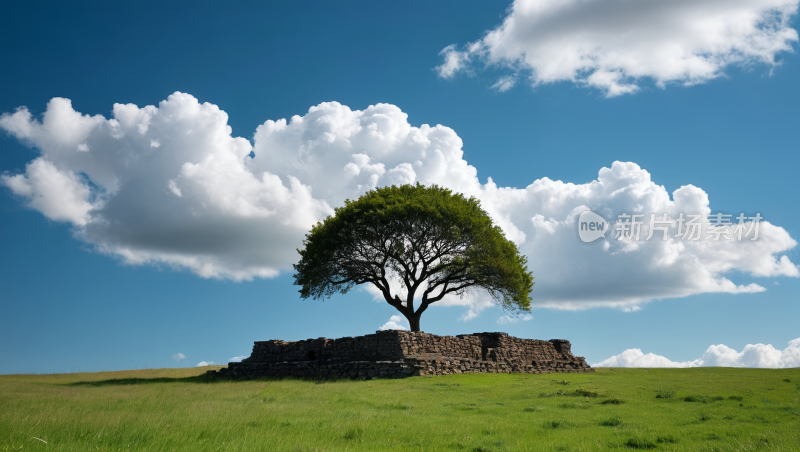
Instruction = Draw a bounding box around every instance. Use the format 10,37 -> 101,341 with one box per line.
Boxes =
293,184 -> 534,332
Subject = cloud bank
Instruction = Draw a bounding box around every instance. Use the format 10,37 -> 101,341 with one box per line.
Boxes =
436,0 -> 799,96
196,361 -> 215,367
2,94 -> 797,318
594,338 -> 800,368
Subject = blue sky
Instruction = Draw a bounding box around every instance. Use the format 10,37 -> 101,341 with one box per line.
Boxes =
1,0 -> 798,374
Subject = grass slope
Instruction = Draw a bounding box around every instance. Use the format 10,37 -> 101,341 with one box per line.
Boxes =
1,367 -> 798,451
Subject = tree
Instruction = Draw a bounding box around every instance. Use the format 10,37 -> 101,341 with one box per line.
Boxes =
293,184 -> 534,332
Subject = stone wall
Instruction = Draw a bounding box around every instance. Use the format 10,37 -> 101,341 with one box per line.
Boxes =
211,330 -> 593,380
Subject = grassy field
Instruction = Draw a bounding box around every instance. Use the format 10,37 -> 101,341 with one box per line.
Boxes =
1,367 -> 798,451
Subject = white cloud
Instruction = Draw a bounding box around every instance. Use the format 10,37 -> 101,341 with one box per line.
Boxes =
437,0 -> 800,96
2,158 -> 95,225
594,349 -> 703,368
172,353 -> 186,361
196,361 -> 215,367
594,338 -> 800,368
229,356 -> 248,362
497,315 -> 515,325
379,315 -> 410,331
491,75 -> 517,92
1,94 -> 332,281
497,313 -> 534,324
702,339 -> 800,367
1,94 -> 797,319
435,44 -> 471,79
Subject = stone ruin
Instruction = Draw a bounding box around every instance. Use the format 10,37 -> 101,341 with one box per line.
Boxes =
210,330 -> 593,380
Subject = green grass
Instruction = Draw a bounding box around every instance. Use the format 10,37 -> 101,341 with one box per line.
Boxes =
1,367 -> 798,451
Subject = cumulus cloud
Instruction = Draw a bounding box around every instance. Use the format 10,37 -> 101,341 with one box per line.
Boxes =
229,356 -> 248,362
436,0 -> 800,96
1,95 -> 331,280
702,339 -> 800,367
196,361 -> 215,367
171,353 -> 186,361
379,315 -> 410,331
2,158 -> 95,225
594,338 -> 800,368
1,94 -> 797,319
594,349 -> 703,368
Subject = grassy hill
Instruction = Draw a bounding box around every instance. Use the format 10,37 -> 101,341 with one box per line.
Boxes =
1,367 -> 798,451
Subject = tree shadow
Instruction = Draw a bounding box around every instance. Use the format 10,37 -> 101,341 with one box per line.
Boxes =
65,374 -> 222,386
64,374 -> 396,387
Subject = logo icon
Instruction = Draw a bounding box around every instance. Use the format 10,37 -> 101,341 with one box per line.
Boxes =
578,210 -> 608,243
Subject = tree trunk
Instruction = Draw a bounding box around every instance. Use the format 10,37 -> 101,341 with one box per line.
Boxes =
408,315 -> 421,332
